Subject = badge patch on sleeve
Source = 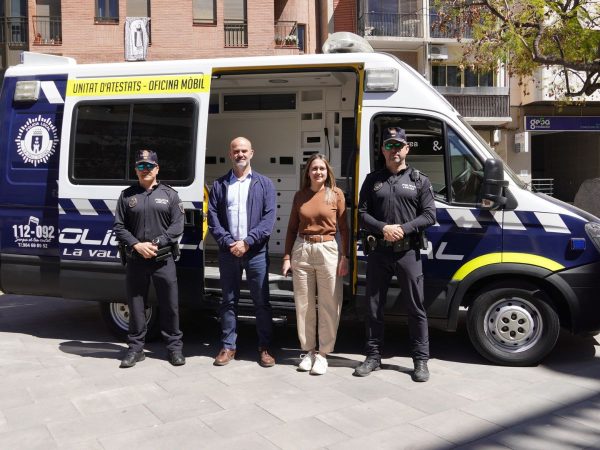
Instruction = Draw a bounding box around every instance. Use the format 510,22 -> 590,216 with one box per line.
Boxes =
128,197 -> 137,208
374,181 -> 383,191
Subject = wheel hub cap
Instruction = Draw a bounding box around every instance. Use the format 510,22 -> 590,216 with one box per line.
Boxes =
109,303 -> 153,331
485,299 -> 542,352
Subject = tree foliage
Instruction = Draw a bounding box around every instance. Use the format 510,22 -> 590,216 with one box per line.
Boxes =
433,0 -> 600,97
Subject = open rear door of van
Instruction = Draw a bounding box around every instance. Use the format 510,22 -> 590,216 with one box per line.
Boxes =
57,67 -> 212,306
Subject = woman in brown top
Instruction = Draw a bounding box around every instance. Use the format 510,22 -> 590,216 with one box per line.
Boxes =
282,154 -> 349,375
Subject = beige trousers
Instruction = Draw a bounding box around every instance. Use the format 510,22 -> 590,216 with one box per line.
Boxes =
291,237 -> 342,354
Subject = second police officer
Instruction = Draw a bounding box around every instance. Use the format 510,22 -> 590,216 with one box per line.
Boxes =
113,149 -> 185,368
354,127 -> 436,382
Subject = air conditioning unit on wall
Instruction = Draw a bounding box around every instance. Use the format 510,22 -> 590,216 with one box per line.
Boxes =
429,44 -> 448,60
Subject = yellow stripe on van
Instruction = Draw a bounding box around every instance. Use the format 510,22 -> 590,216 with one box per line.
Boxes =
66,74 -> 211,97
451,252 -> 565,281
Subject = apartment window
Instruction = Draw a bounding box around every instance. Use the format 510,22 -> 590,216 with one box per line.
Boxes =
464,67 -> 494,87
2,0 -> 28,45
432,65 -> 494,88
33,0 -> 62,45
96,0 -> 119,23
224,0 -> 247,47
127,0 -> 149,16
366,0 -> 418,14
297,24 -> 306,53
193,0 -> 216,24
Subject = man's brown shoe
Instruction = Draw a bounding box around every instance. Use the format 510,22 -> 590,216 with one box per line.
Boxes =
214,348 -> 236,366
259,348 -> 275,367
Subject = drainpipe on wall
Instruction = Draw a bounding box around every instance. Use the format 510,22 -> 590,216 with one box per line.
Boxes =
1,1 -> 9,70
316,0 -> 323,53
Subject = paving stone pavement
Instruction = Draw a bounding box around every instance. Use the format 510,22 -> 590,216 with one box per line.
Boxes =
0,293 -> 599,449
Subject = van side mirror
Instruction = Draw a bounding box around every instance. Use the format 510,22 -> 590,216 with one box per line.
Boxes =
480,158 -> 508,210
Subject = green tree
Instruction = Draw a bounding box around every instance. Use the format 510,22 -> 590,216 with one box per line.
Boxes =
433,0 -> 600,97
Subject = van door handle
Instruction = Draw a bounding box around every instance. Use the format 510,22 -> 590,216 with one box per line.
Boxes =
184,209 -> 203,228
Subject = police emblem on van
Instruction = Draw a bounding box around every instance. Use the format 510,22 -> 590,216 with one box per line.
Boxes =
15,115 -> 59,167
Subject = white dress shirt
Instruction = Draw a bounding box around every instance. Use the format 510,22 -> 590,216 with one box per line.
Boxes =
227,170 -> 252,240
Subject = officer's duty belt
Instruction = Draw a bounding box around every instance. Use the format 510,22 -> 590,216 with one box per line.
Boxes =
125,243 -> 178,262
370,236 -> 416,252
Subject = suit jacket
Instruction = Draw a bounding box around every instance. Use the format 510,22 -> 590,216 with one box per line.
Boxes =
207,169 -> 276,253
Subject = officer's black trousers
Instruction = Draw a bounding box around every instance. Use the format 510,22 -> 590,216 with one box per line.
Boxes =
365,248 -> 429,360
126,256 -> 183,353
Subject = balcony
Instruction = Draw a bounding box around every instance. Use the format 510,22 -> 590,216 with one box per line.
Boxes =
224,20 -> 247,48
435,86 -> 510,123
33,16 -> 62,45
274,20 -> 298,50
429,12 -> 472,39
0,16 -> 28,46
358,12 -> 423,38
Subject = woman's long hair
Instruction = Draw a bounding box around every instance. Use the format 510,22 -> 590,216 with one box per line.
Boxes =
301,154 -> 337,204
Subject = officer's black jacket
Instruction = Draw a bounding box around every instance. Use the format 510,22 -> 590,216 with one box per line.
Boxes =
114,182 -> 184,248
358,166 -> 436,236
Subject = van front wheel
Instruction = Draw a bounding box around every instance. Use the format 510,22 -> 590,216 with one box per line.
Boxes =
467,287 -> 560,366
99,302 -> 160,342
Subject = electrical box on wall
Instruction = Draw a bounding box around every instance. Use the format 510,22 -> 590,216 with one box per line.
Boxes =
492,129 -> 501,145
514,132 -> 529,153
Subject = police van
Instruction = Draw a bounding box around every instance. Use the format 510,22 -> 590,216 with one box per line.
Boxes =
1,34 -> 599,366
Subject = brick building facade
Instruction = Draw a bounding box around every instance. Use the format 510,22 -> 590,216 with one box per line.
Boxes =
2,0 -> 323,67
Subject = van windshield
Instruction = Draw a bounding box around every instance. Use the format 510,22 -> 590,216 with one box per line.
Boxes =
458,117 -> 527,189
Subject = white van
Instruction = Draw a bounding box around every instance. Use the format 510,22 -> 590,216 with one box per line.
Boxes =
1,38 -> 599,366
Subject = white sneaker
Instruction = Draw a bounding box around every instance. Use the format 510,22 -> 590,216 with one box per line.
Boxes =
310,354 -> 328,375
298,352 -> 315,371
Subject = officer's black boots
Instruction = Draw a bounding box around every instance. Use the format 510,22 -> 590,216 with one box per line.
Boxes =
168,351 -> 186,366
119,350 -> 145,368
353,357 -> 381,377
412,360 -> 430,382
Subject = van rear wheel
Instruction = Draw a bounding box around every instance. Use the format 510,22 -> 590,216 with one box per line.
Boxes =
467,287 -> 560,366
99,302 -> 160,342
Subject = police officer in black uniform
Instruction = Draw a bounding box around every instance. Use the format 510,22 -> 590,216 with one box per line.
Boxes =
114,149 -> 185,368
354,127 -> 436,382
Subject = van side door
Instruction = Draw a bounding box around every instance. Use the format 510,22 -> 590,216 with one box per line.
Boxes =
57,72 -> 211,304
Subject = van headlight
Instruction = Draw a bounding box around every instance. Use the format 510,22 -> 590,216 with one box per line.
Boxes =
585,222 -> 600,253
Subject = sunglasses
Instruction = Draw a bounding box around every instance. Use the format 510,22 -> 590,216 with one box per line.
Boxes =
136,162 -> 157,171
384,142 -> 406,151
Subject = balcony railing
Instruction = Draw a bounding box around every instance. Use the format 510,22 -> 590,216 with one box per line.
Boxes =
435,87 -> 509,118
224,20 -> 247,48
359,12 -> 422,38
532,178 -> 554,196
0,16 -> 28,46
33,16 -> 62,45
274,20 -> 298,49
430,12 -> 472,39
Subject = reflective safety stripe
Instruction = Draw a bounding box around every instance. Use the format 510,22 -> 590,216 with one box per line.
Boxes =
534,212 -> 570,234
451,252 -> 565,281
446,208 -> 482,229
40,81 -> 64,104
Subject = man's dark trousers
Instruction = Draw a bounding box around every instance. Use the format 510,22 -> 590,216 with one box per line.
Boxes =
126,256 -> 183,352
218,248 -> 273,349
365,248 -> 429,360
